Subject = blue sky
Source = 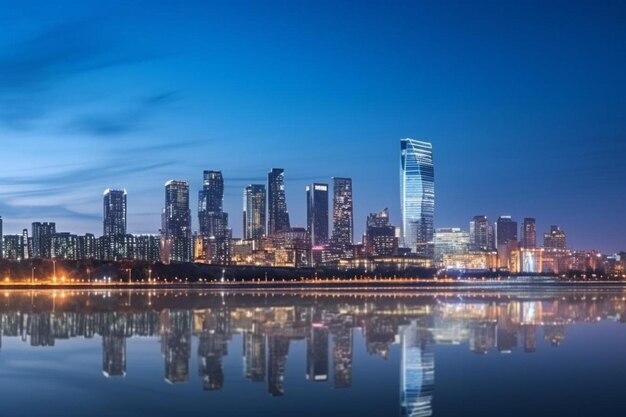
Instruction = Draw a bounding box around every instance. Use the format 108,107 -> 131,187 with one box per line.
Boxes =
1,0 -> 625,252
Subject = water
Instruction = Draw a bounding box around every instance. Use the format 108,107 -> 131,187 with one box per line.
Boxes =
0,288 -> 625,416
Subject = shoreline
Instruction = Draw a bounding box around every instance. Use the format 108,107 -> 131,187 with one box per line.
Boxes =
0,278 -> 625,291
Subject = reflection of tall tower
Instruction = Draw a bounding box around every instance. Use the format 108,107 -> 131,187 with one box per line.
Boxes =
161,310 -> 192,384
268,336 -> 290,396
243,327 -> 266,382
307,324 -> 329,382
198,307 -> 231,391
331,319 -> 353,389
102,335 -> 126,377
400,321 -> 434,417
523,325 -> 537,353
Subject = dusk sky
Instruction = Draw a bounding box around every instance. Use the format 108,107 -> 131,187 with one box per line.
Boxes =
1,0 -> 625,252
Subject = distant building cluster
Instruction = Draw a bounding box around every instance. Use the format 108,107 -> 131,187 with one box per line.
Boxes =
0,139 -> 623,276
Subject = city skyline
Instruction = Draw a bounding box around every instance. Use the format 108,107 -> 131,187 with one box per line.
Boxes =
1,1 -> 625,253
0,144 -> 622,256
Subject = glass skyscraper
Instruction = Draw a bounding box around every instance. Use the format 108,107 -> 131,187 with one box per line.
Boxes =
306,183 -> 329,247
243,184 -> 266,241
400,138 -> 434,256
267,168 -> 291,235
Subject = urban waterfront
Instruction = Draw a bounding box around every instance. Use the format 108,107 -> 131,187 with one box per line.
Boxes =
0,287 -> 625,416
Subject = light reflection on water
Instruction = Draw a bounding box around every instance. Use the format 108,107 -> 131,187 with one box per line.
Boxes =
0,288 -> 625,417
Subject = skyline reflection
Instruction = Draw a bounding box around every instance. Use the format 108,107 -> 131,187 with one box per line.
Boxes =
0,289 -> 625,416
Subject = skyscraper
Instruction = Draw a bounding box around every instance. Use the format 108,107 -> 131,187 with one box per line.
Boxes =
469,215 -> 490,251
198,170 -> 231,264
161,180 -> 192,263
331,177 -> 353,250
400,138 -> 434,256
243,184 -> 266,241
306,183 -> 329,247
495,216 -> 518,247
521,217 -> 537,248
103,189 -> 127,236
267,168 -> 290,235
0,216 -> 3,259
199,171 -> 224,214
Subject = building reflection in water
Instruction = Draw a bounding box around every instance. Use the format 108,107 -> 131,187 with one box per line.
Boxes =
0,289 -> 625,415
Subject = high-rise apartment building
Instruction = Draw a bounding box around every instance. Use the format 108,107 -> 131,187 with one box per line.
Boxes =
32,222 -> 56,258
103,189 -> 127,236
400,139 -> 434,256
161,180 -> 192,263
198,170 -> 230,264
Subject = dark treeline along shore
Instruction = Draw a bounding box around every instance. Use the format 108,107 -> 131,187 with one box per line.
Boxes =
0,259 -> 616,285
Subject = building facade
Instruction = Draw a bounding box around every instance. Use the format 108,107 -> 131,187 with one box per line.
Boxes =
521,217 -> 536,248
306,183 -> 329,247
243,184 -> 266,241
161,180 -> 192,263
267,168 -> 291,235
331,177 -> 353,250
198,171 -> 231,264
469,215 -> 491,251
32,222 -> 56,259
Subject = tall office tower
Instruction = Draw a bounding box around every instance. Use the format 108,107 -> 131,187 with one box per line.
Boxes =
103,189 -> 127,236
495,216 -> 518,247
331,177 -> 353,250
267,168 -> 291,235
469,215 -> 491,251
161,180 -> 192,263
0,216 -> 3,259
198,170 -> 230,264
400,138 -> 435,256
544,226 -> 567,249
32,222 -> 56,258
21,229 -> 29,259
521,217 -> 537,248
243,184 -> 266,240
306,183 -> 329,247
